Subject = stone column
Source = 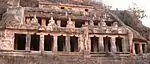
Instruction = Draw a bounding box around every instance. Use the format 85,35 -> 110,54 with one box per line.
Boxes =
42,18 -> 46,26
144,44 -> 147,53
132,43 -> 136,54
79,36 -> 84,52
98,36 -> 104,52
66,36 -> 71,52
128,32 -> 135,54
40,35 -> 44,52
53,35 -> 57,52
26,17 -> 31,24
122,37 -> 128,52
111,37 -> 117,52
88,37 -> 91,52
139,43 -> 143,54
57,20 -> 61,27
26,34 -> 31,51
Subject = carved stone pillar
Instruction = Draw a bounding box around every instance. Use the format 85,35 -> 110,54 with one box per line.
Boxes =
98,36 -> 104,52
66,36 -> 71,52
40,35 -> 44,52
101,20 -> 106,27
122,37 -> 128,52
88,37 -> 91,52
145,44 -> 147,53
132,43 -> 136,54
56,20 -> 61,27
79,36 -> 84,52
53,35 -> 57,52
48,17 -> 56,26
111,37 -> 117,52
26,34 -> 31,51
26,17 -> 31,24
42,18 -> 46,26
139,43 -> 143,54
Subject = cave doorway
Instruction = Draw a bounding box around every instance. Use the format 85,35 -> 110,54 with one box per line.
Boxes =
115,37 -> 123,52
14,34 -> 26,50
70,36 -> 79,52
104,36 -> 111,52
30,34 -> 40,51
91,36 -> 99,52
135,44 -> 140,54
61,19 -> 67,27
57,35 -> 66,51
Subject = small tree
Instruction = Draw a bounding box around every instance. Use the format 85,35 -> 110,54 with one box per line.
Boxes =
128,3 -> 147,20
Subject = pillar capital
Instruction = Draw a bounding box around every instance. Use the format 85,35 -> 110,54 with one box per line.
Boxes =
56,20 -> 61,27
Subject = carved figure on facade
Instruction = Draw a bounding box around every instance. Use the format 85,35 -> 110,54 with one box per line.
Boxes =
107,17 -> 113,21
106,28 -> 111,33
56,20 -> 61,27
31,15 -> 39,26
67,17 -> 75,28
47,17 -> 57,31
89,20 -> 94,26
103,13 -> 109,19
101,21 -> 106,27
113,22 -> 118,27
118,28 -> 123,34
111,22 -> 118,31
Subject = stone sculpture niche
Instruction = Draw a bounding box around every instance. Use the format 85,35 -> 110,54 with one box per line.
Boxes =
67,17 -> 75,28
31,15 -> 40,26
101,21 -> 106,27
89,20 -> 94,26
106,28 -> 111,33
47,17 -> 57,31
111,22 -> 119,32
48,17 -> 56,26
112,22 -> 118,27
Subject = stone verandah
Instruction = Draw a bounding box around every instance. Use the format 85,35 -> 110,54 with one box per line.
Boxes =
0,0 -> 149,64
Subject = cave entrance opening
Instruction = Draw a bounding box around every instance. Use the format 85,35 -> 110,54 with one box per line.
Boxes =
135,44 -> 140,54
91,36 -> 99,52
14,34 -> 26,50
70,36 -> 79,52
44,34 -> 53,51
58,35 -> 66,51
115,37 -> 123,52
104,36 -> 111,52
30,34 -> 40,51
